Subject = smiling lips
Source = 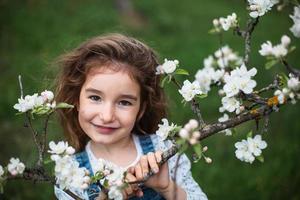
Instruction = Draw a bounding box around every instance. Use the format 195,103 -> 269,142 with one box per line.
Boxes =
92,124 -> 118,134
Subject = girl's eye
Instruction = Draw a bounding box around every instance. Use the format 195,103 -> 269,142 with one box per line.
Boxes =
118,100 -> 132,106
89,95 -> 101,101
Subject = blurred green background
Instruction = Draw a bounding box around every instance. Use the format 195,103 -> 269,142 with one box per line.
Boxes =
1,0 -> 300,199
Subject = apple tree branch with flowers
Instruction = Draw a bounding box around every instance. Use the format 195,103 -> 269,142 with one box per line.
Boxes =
0,1 -> 300,199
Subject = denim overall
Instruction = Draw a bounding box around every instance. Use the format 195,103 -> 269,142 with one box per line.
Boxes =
75,135 -> 165,200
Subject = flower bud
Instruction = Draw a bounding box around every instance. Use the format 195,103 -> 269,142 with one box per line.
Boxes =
183,123 -> 192,131
218,89 -> 225,96
281,35 -> 291,47
239,106 -> 245,112
192,131 -> 201,139
189,138 -> 198,145
202,146 -> 208,152
205,157 -> 212,164
188,119 -> 199,129
213,19 -> 219,26
179,129 -> 189,139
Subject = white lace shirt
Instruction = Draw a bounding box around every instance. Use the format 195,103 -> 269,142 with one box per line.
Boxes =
55,134 -> 208,200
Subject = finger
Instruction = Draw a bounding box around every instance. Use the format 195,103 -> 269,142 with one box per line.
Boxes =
147,152 -> 159,174
155,151 -> 162,163
140,155 -> 149,177
122,190 -> 128,200
124,185 -> 133,197
125,173 -> 138,190
127,167 -> 135,174
135,163 -> 144,180
136,188 -> 144,197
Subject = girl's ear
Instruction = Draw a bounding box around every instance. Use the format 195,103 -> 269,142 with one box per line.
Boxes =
137,102 -> 146,121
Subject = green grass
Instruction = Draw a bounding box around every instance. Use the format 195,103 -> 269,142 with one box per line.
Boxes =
0,0 -> 300,199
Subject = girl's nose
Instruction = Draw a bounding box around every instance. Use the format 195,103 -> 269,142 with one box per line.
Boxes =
99,103 -> 115,123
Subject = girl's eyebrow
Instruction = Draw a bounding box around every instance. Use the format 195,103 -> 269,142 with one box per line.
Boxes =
85,88 -> 138,101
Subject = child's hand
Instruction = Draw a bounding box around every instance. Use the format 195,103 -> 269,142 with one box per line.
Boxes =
130,151 -> 170,192
122,172 -> 144,199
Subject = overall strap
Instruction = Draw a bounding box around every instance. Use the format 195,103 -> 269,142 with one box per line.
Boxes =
75,151 -> 100,200
138,135 -> 155,155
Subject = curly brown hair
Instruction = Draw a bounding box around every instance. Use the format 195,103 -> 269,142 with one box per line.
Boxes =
55,33 -> 167,151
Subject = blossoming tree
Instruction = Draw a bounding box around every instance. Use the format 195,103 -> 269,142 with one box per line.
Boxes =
1,1 -> 300,199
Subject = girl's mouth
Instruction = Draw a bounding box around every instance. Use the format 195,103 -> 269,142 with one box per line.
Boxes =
92,124 -> 118,134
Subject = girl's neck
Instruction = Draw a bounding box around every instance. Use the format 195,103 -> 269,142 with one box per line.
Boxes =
89,135 -> 137,167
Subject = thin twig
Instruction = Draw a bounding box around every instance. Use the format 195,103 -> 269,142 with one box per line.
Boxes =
281,59 -> 300,77
18,75 -> 24,98
41,114 -> 52,160
244,17 -> 259,65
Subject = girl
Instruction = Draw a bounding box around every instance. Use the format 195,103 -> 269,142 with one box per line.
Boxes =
54,33 -> 207,200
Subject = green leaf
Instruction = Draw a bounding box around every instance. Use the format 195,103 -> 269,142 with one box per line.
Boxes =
289,46 -> 296,53
265,59 -> 278,70
247,131 -> 253,138
0,182 -> 3,194
175,68 -> 189,76
193,143 -> 202,159
55,103 -> 74,109
196,93 -> 208,99
103,179 -> 109,188
256,155 -> 264,163
43,158 -> 53,165
231,128 -> 238,137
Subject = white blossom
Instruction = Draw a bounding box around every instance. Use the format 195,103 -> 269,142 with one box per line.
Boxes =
223,64 -> 257,97
287,74 -> 300,91
204,55 -> 215,68
108,185 -> 123,200
155,118 -> 177,140
156,59 -> 179,74
290,6 -> 300,38
213,13 -> 238,31
248,0 -> 278,18
259,35 -> 290,58
0,165 -> 4,177
235,135 -> 267,164
41,90 -> 54,102
54,155 -> 90,191
218,113 -> 229,122
214,45 -> 242,69
13,94 -> 43,112
259,41 -> 273,56
48,141 -> 69,155
235,140 -> 255,163
7,157 -> 25,176
221,96 -> 241,114
179,80 -> 204,101
274,90 -> 285,104
195,65 -> 225,94
13,90 -> 56,113
247,135 -> 267,156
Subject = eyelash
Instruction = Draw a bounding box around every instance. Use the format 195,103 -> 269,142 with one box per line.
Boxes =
88,95 -> 101,101
88,95 -> 132,106
118,100 -> 132,106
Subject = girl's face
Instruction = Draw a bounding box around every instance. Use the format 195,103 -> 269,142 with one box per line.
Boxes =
78,66 -> 142,146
